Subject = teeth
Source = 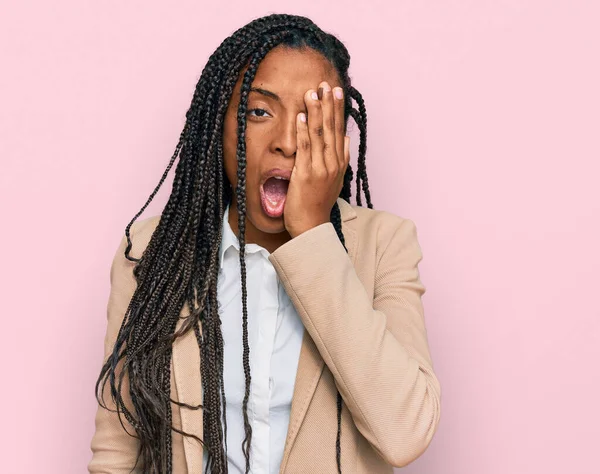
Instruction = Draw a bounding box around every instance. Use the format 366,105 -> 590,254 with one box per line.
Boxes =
273,176 -> 288,180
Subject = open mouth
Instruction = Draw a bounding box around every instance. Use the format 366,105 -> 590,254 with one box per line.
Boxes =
259,176 -> 289,218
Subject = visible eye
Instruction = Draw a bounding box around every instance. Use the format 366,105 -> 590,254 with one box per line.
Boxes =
247,108 -> 272,119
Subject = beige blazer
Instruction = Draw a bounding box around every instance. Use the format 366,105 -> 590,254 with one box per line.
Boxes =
88,197 -> 441,473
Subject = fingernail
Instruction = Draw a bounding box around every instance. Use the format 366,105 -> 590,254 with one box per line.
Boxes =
319,83 -> 330,100
299,113 -> 306,123
311,91 -> 318,101
334,87 -> 343,100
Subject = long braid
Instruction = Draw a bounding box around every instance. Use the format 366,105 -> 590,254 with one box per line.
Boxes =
348,86 -> 373,209
94,13 -> 373,474
330,201 -> 348,473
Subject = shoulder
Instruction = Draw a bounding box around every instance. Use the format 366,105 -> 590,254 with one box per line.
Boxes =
345,201 -> 420,248
116,205 -> 420,261
113,214 -> 162,261
345,203 -> 424,280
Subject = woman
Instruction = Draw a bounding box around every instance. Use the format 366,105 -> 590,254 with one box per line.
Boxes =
89,13 -> 441,474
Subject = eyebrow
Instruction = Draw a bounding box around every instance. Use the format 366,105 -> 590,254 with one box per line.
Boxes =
249,87 -> 281,102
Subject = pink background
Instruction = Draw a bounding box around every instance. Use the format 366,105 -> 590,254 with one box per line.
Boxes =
1,1 -> 598,472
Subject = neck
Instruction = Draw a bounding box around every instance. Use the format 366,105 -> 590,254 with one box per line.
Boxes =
227,200 -> 292,254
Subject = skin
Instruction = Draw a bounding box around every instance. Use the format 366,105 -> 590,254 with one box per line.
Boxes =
223,45 -> 350,254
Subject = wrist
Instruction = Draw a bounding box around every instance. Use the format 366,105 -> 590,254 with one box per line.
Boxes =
288,219 -> 330,238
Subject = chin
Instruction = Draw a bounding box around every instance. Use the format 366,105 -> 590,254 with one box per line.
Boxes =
240,198 -> 282,231
253,212 -> 287,233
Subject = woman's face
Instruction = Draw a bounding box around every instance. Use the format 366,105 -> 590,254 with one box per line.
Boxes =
223,45 -> 342,251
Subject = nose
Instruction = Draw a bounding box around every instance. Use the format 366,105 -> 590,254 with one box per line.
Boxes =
271,114 -> 297,158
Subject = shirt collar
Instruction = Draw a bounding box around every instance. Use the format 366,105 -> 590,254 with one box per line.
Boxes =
219,203 -> 270,270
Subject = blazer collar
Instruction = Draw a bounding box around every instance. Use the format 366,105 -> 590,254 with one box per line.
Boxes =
173,196 -> 358,472
337,197 -> 357,223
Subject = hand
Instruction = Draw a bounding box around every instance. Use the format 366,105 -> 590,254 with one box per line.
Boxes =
283,81 -> 350,238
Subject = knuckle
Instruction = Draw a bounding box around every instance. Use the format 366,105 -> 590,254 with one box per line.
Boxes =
313,126 -> 324,137
314,168 -> 328,179
299,139 -> 311,151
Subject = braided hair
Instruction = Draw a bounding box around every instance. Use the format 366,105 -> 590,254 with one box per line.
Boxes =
95,13 -> 373,474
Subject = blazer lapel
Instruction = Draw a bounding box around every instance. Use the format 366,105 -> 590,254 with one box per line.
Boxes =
279,198 -> 357,473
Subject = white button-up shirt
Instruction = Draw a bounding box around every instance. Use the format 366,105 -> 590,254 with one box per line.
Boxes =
202,203 -> 304,474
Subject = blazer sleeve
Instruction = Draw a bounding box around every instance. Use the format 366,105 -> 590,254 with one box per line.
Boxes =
268,216 -> 441,467
88,229 -> 144,473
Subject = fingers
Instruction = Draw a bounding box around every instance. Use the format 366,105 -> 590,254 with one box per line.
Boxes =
295,111 -> 311,174
344,136 -> 350,166
318,82 -> 337,173
298,82 -> 347,175
332,86 -> 346,168
304,88 -> 325,171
